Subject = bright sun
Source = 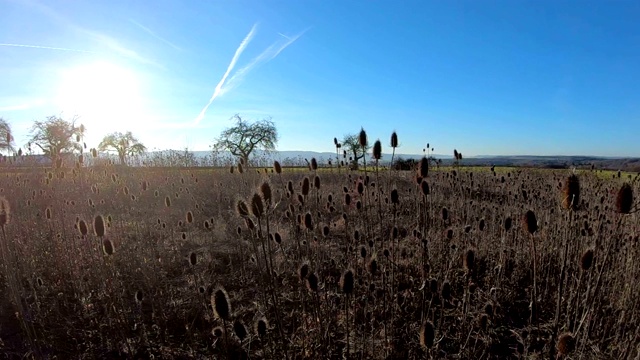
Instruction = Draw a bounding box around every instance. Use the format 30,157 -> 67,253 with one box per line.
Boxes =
56,61 -> 147,141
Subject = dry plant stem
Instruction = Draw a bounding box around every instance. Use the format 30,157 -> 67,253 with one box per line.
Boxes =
553,209 -> 571,349
529,233 -> 538,327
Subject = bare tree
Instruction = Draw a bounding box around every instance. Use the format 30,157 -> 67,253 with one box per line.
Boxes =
212,114 -> 278,166
29,115 -> 85,163
98,131 -> 147,165
0,118 -> 14,154
342,133 -> 371,169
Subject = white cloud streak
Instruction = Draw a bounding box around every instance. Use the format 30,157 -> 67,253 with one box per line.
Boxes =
194,27 -> 309,125
129,19 -> 182,51
193,23 -> 258,125
0,43 -> 95,53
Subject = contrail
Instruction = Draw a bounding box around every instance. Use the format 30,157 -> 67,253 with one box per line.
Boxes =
193,23 -> 258,125
129,19 -> 182,51
0,43 -> 94,53
222,28 -> 309,95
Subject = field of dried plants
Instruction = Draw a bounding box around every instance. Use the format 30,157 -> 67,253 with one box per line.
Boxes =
0,152 -> 638,359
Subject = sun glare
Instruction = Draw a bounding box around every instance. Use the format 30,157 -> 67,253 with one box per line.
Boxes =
55,62 -> 147,139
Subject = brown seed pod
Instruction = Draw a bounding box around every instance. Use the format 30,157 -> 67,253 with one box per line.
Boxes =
390,131 -> 398,148
390,189 -> 399,204
562,174 -> 580,210
189,252 -> 197,266
463,249 -> 475,273
340,269 -> 354,294
522,210 -> 538,234
306,272 -> 319,292
372,140 -> 382,160
616,183 -> 633,214
301,177 -> 310,196
441,280 -> 451,300
359,128 -> 368,148
102,238 -> 114,255
186,211 -> 193,224
419,320 -> 435,348
580,248 -> 594,271
260,182 -> 272,204
310,157 -> 318,170
212,287 -> 231,321
94,215 -> 105,237
418,157 -> 429,178
233,320 -> 248,341
236,199 -> 249,217
299,262 -> 309,280
251,193 -> 264,217
556,332 -> 575,356
273,160 -> 282,174
78,219 -> 88,236
255,318 -> 268,337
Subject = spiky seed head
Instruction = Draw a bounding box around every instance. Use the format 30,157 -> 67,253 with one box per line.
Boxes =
189,252 -> 197,266
301,177 -> 310,196
390,189 -> 399,204
390,131 -> 398,148
344,193 -> 351,206
359,128 -> 368,148
255,318 -> 268,337
233,320 -> 247,341
463,249 -> 475,273
504,217 -> 513,231
251,193 -> 264,217
453,149 -> 459,160
310,157 -> 318,170
420,320 -> 435,348
260,181 -> 272,204
102,238 -> 114,255
274,232 -> 282,244
304,212 -> 313,230
523,210 -> 538,234
360,246 -> 367,258
420,180 -> 430,196
299,263 -> 309,280
135,290 -> 143,303
616,183 -> 633,214
78,219 -> 88,236
307,272 -> 319,292
368,258 -> 378,275
580,248 -> 594,271
186,211 -> 193,224
212,287 -> 231,321
165,196 -> 171,207
340,269 -> 354,294
91,148 -> 98,157
562,174 -> 581,210
418,157 -> 429,178
357,180 -> 364,195
94,215 -> 105,237
441,280 -> 451,300
236,200 -> 249,217
442,207 -> 449,221
0,197 -> 10,227
556,332 -> 575,356
372,140 -> 382,160
212,326 -> 224,337
273,160 -> 282,174
46,207 -> 52,220
322,225 -> 330,237
314,175 -> 320,189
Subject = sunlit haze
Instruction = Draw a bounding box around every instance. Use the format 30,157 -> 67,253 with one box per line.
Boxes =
2,0 -> 640,156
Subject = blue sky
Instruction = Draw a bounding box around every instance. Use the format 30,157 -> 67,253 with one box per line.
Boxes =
1,0 -> 640,156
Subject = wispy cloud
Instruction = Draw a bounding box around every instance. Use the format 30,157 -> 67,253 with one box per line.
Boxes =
0,43 -> 95,53
16,0 -> 162,68
129,19 -> 182,51
194,26 -> 309,125
193,23 -> 258,125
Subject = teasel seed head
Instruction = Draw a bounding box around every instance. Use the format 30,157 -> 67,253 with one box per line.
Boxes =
359,128 -> 368,148
78,219 -> 88,236
255,317 -> 268,337
420,320 -> 435,348
299,262 -> 309,280
301,177 -> 310,196
616,183 -> 633,214
418,157 -> 429,178
273,160 -> 282,174
233,319 -> 247,341
251,193 -> 264,217
260,181 -> 272,205
562,174 -> 580,210
0,197 -> 10,228
310,157 -> 318,170
372,140 -> 382,160
189,252 -> 197,266
523,210 -> 538,235
102,238 -> 114,255
390,131 -> 398,148
212,287 -> 231,321
94,215 -> 105,237
306,272 -> 319,292
580,248 -> 594,271
236,199 -> 249,217
340,269 -> 355,294
556,332 -> 575,357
